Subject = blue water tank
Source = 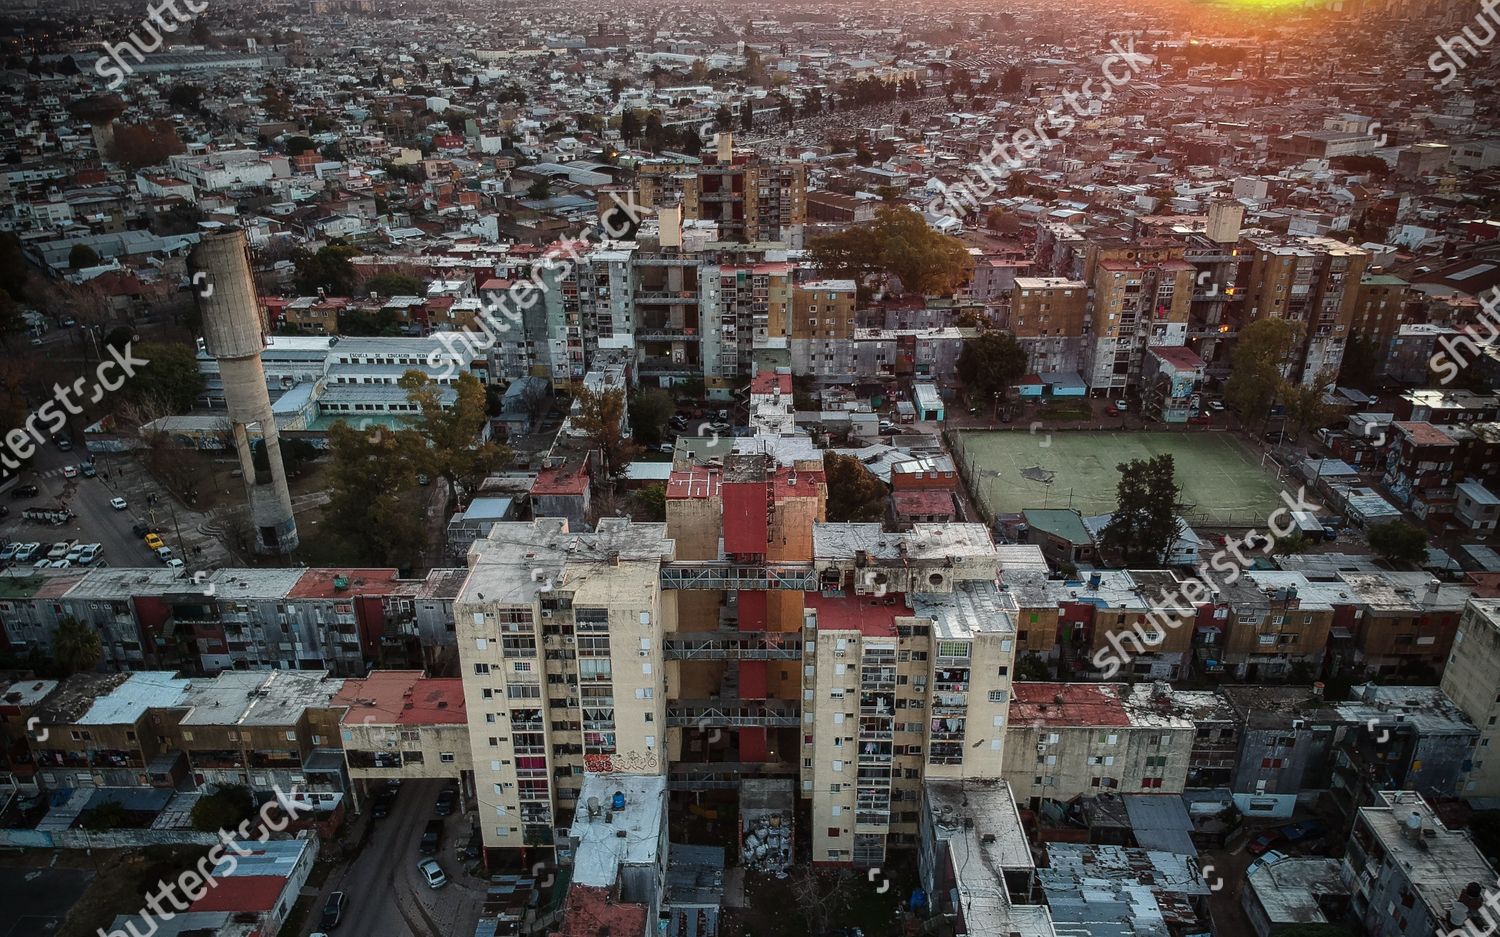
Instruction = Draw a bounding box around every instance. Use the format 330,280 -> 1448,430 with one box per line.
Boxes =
612,791 -> 626,810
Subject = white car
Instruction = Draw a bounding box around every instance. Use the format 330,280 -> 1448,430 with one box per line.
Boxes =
61,465 -> 78,479
14,542 -> 40,562
78,544 -> 101,565
417,857 -> 448,889
48,559 -> 71,569
32,558 -> 50,569
155,546 -> 174,563
1112,399 -> 1129,411
165,558 -> 185,569
110,497 -> 128,510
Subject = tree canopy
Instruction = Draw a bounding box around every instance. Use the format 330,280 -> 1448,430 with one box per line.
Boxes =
398,370 -> 511,508
293,244 -> 360,296
124,342 -> 205,415
1367,520 -> 1428,567
54,616 -> 102,675
569,384 -> 641,488
1224,318 -> 1304,422
957,331 -> 1027,401
1101,455 -> 1181,566
825,452 -> 887,522
808,206 -> 974,298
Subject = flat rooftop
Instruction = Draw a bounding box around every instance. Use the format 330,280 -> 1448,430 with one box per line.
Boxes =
180,670 -> 343,726
334,671 -> 466,725
568,773 -> 667,888
78,672 -> 193,725
1010,683 -> 1132,728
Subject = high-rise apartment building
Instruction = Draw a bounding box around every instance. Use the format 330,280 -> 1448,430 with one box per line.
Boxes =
1235,235 -> 1370,385
1440,597 -> 1500,797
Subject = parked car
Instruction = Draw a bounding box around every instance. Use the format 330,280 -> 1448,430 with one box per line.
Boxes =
80,463 -> 96,478
1112,399 -> 1129,412
1263,430 -> 1288,444
131,523 -> 158,538
11,485 -> 37,499
419,819 -> 443,855
417,858 -> 448,889
144,533 -> 165,550
165,557 -> 184,569
110,497 -> 128,511
155,546 -> 174,563
61,465 -> 78,479
1208,399 -> 1226,412
1279,820 -> 1328,845
1188,414 -> 1211,425
48,559 -> 71,569
1247,830 -> 1285,855
320,892 -> 347,930
434,786 -> 458,816
13,542 -> 40,562
47,541 -> 73,559
53,437 -> 71,451
371,790 -> 396,819
457,826 -> 482,862
0,543 -> 16,563
78,544 -> 101,565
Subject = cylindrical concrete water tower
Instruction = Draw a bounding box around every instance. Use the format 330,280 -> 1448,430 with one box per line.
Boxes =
188,228 -> 299,554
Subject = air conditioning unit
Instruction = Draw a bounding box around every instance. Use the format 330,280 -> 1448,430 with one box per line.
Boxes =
913,686 -> 925,695
1037,742 -> 1048,753
541,610 -> 553,619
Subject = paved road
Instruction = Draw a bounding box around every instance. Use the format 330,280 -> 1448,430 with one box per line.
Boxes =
308,779 -> 484,937
0,444 -> 230,573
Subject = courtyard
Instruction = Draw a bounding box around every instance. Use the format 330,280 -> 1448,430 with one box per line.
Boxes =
953,429 -> 1288,525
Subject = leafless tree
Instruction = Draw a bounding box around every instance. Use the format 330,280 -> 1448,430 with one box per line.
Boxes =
787,865 -> 857,936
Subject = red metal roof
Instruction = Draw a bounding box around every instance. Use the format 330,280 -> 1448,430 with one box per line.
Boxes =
333,671 -> 467,725
187,875 -> 286,913
804,592 -> 900,637
1009,682 -> 1131,727
553,885 -> 648,937
288,568 -> 399,599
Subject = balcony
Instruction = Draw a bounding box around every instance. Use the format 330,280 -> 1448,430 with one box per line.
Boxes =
667,699 -> 800,728
635,290 -> 700,304
663,632 -> 802,660
660,562 -> 818,591
637,327 -> 702,342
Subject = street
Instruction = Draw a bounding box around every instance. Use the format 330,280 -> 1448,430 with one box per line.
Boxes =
305,779 -> 485,937
0,442 -> 230,573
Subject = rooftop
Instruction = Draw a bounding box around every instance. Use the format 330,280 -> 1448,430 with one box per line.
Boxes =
74,672 -> 190,726
180,670 -> 343,727
1359,792 -> 1495,920
333,671 -> 467,725
568,773 -> 667,888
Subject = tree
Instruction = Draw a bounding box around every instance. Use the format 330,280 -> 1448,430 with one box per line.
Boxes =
0,232 -> 28,301
397,370 -> 511,509
825,453 -> 887,522
526,178 -> 553,200
123,342 -> 205,414
1367,520 -> 1428,567
293,244 -> 359,296
68,244 -> 99,269
634,483 -> 667,521
1101,455 -> 1181,566
628,388 -> 674,447
740,102 -> 754,132
1015,653 -> 1051,681
362,272 -> 423,297
1338,336 -> 1381,392
53,617 -> 101,675
620,109 -> 641,143
1225,318 -> 1304,424
569,384 -> 640,489
956,331 -> 1027,401
191,784 -> 253,833
324,421 -> 429,567
808,206 -> 974,298
107,120 -> 185,170
714,103 -> 734,131
167,83 -> 203,111
680,131 -> 702,158
1283,368 -> 1341,438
